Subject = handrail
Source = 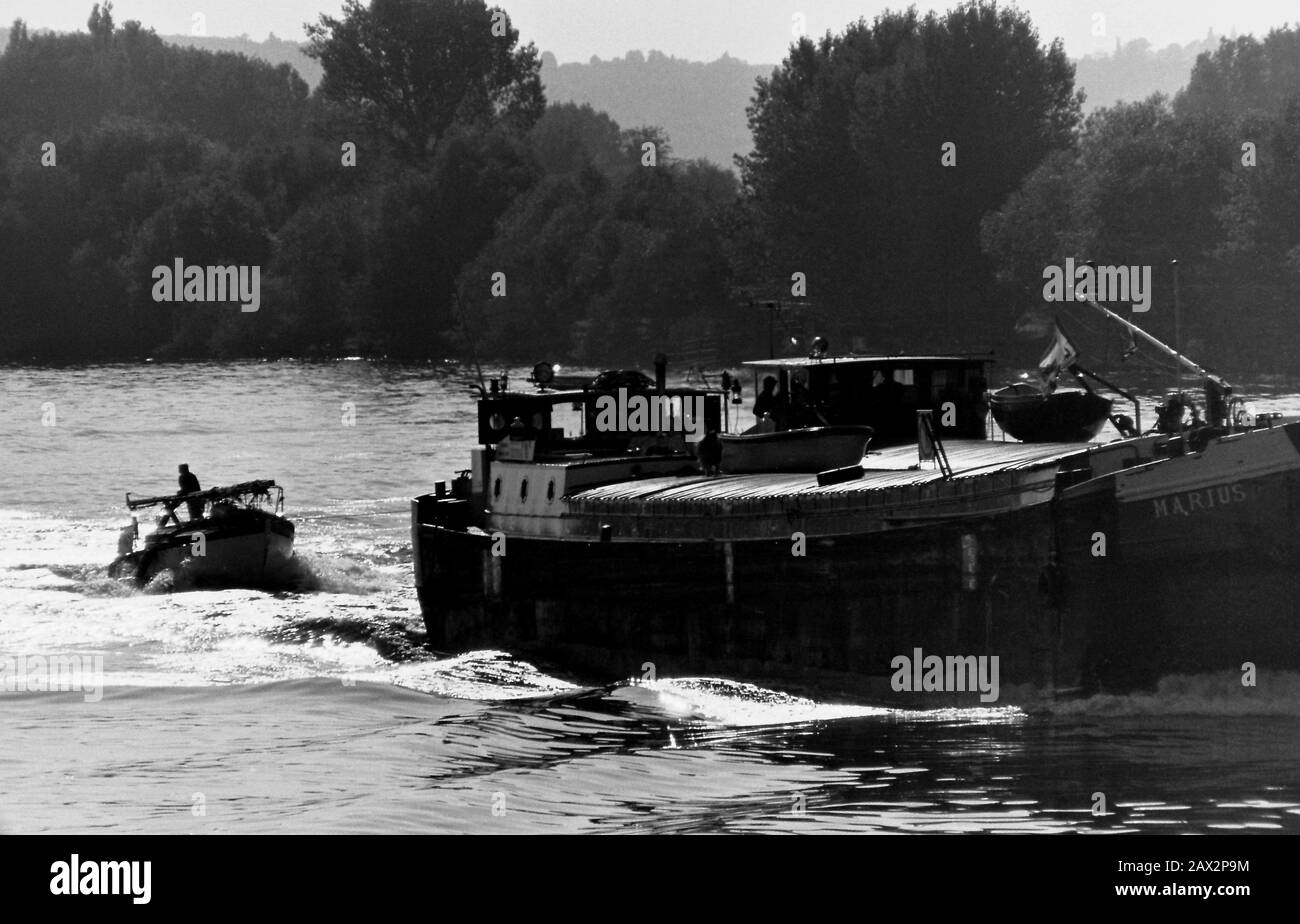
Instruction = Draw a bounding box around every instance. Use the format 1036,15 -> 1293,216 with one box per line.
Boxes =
125,479 -> 279,510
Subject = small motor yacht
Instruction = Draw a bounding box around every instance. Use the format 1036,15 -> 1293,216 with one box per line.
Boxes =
108,479 -> 295,589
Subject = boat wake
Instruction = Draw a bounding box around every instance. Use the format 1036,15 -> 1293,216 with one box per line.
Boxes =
342,649 -> 583,700
283,550 -> 406,595
1044,671 -> 1300,716
25,548 -> 403,598
612,677 -> 1025,732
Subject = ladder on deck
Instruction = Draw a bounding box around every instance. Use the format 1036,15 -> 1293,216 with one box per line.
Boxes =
917,410 -> 953,479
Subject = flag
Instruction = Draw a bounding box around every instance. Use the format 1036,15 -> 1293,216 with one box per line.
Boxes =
1037,323 -> 1078,392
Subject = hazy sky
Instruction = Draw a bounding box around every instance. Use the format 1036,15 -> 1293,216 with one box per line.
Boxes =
6,1 -> 1296,63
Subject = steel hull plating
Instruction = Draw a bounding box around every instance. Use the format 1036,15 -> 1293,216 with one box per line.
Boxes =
416,508 -> 1059,702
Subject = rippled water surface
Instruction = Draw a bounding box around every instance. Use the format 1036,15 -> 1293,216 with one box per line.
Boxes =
3,361 -> 1300,834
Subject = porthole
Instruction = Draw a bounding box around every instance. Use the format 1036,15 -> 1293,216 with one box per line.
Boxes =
493,477 -> 502,499
520,478 -> 529,502
489,413 -> 506,430
546,480 -> 556,503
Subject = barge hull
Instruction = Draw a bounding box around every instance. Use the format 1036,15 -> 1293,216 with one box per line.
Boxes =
415,504 -> 1067,703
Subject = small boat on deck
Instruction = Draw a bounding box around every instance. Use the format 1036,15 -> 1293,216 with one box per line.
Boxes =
108,479 -> 295,589
719,425 -> 874,473
989,383 -> 1112,442
990,322 -> 1116,443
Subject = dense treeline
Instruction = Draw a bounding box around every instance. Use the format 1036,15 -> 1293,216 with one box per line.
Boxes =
0,0 -> 738,363
739,3 -> 1082,355
3,1 -> 1300,372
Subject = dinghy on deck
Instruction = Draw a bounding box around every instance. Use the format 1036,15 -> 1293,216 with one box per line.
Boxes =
989,383 -> 1112,442
719,425 -> 874,473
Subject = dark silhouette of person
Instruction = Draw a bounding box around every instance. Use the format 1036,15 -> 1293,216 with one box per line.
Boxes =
507,416 -> 539,440
789,372 -> 825,428
1204,377 -> 1229,428
873,369 -> 906,402
178,464 -> 203,521
753,376 -> 778,424
1154,393 -> 1193,434
697,430 -> 722,476
873,369 -> 909,437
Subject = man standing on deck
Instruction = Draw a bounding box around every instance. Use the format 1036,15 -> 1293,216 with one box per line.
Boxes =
178,464 -> 204,521
753,376 -> 779,425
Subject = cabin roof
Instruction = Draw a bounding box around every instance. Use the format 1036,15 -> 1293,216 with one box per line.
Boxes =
742,355 -> 992,368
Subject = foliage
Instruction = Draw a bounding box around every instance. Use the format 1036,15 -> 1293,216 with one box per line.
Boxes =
983,25 -> 1300,370
304,0 -> 543,160
740,1 -> 1081,352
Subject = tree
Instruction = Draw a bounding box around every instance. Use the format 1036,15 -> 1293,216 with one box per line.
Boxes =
1177,28 -> 1300,121
983,95 -> 1238,364
87,2 -> 113,43
528,102 -> 623,177
365,125 -> 538,355
305,0 -> 545,160
458,129 -> 738,362
740,2 -> 1081,352
124,174 -> 271,357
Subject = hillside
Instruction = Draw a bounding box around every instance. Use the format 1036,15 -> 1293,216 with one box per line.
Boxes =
150,33 -> 1227,169
1074,35 -> 1221,110
0,27 -> 1230,168
538,50 -> 769,168
157,33 -> 323,86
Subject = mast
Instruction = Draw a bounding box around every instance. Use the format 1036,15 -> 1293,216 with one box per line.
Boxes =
1077,297 -> 1230,391
1171,259 -> 1183,394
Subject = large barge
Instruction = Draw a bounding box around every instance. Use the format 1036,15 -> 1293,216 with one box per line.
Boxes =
412,319 -> 1300,702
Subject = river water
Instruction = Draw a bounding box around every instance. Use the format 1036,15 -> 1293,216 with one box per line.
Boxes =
2,360 -> 1300,834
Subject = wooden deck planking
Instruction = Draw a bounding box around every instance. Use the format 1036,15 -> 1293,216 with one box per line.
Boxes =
569,440 -> 1091,511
